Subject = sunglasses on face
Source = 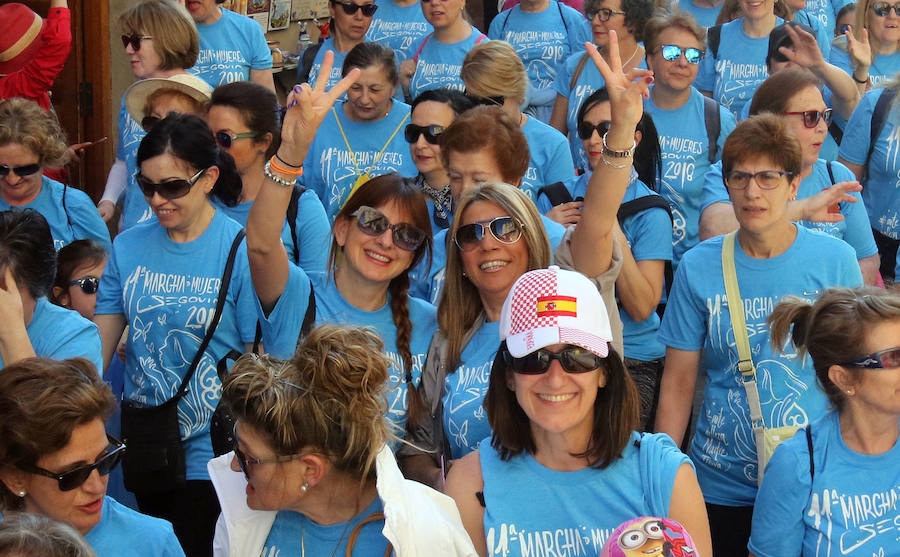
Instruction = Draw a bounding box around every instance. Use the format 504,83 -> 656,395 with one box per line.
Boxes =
232,426 -> 303,480
724,169 -> 793,190
586,7 -> 626,21
464,90 -> 505,107
454,216 -> 524,251
135,168 -> 207,200
17,436 -> 125,492
214,131 -> 258,149
331,0 -> 378,16
503,345 -> 604,374
872,1 -> 900,16
69,276 -> 100,295
352,205 -> 426,252
121,33 -> 152,51
782,108 -> 833,128
404,124 -> 445,144
658,44 -> 704,64
839,346 -> 900,368
0,163 -> 41,177
577,120 -> 611,140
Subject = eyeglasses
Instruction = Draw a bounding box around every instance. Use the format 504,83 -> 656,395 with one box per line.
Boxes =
464,90 -> 505,107
0,163 -> 41,177
658,44 -> 704,64
352,205 -> 426,252
69,276 -> 100,295
454,216 -> 524,251
232,426 -> 304,480
404,124 -> 445,144
577,120 -> 611,140
503,345 -> 604,374
871,2 -> 900,16
121,34 -> 152,51
214,131 -> 258,149
724,169 -> 794,190
331,0 -> 378,16
586,7 -> 626,21
839,346 -> 900,368
782,108 -> 833,128
135,168 -> 207,200
17,435 -> 125,492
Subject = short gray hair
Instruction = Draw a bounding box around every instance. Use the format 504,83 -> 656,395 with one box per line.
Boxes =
0,514 -> 96,557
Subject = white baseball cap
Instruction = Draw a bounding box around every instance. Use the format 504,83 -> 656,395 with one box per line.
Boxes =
500,266 -> 613,358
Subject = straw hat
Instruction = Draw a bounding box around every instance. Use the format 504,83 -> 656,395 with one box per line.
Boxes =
124,73 -> 214,123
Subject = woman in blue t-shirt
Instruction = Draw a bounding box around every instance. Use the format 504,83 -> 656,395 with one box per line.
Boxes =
444,266 -> 712,557
829,0 -> 900,88
656,114 -> 864,557
0,357 -> 184,557
750,286 -> 900,557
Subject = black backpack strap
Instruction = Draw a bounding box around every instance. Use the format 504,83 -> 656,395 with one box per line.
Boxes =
703,96 -> 721,164
537,181 -> 574,207
618,196 -> 675,299
286,184 -> 306,266
805,424 -> 815,481
499,9 -> 512,36
299,280 -> 317,338
828,120 -> 844,145
826,160 -> 836,185
866,86 -> 899,182
708,24 -> 722,59
297,42 -> 322,84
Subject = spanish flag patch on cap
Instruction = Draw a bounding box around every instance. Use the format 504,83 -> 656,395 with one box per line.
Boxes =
536,295 -> 577,317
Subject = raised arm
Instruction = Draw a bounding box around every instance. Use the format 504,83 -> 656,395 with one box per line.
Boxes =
246,51 -> 358,313
570,33 -> 653,276
781,24 -> 859,119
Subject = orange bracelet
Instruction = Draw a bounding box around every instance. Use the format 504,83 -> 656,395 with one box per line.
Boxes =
268,156 -> 303,177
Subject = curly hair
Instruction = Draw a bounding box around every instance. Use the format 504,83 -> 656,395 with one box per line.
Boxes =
0,98 -> 68,168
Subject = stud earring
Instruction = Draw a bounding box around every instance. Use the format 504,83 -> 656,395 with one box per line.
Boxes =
301,483 -> 309,493
17,491 -> 25,498
846,389 -> 854,396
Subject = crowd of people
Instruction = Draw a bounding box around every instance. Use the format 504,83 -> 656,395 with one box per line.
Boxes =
1,0 -> 899,556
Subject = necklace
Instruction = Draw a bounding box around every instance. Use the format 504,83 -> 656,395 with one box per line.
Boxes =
301,516 -> 354,557
619,44 -> 643,68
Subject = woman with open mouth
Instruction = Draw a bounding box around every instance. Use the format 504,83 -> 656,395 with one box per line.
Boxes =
829,0 -> 900,88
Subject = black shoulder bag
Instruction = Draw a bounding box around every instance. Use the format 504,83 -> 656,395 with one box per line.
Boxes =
120,230 -> 246,494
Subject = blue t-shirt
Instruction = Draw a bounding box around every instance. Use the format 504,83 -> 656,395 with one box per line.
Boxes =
520,115 -> 576,199
366,0 -> 433,64
304,38 -> 346,89
116,96 -> 152,231
487,2 -> 590,92
553,50 -> 648,170
738,94 -> 841,160
302,101 -> 417,221
263,496 -> 388,556
257,267 -> 437,435
214,189 -> 331,274
749,412 -> 900,557
701,159 -> 877,259
0,297 -> 103,372
675,0 -> 723,28
0,177 -> 110,251
804,0 -> 853,36
479,433 -> 689,555
95,211 -> 257,480
85,497 -> 185,557
696,18 -> 780,117
829,43 -> 900,88
644,88 -> 736,267
190,7 -> 272,88
839,87 -> 900,238
658,227 -> 862,505
408,27 -> 487,99
793,10 -> 833,59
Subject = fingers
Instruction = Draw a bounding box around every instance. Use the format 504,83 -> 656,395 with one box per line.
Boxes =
313,50 -> 335,93
832,181 -> 863,195
327,67 -> 361,103
607,30 -> 622,73
585,42 -> 613,81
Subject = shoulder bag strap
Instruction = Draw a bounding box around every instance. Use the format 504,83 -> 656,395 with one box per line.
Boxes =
345,512 -> 393,557
806,424 -> 815,480
286,185 -> 306,265
175,229 -> 246,399
703,96 -> 721,163
866,86 -> 899,183
412,33 -> 432,64
569,51 -> 591,93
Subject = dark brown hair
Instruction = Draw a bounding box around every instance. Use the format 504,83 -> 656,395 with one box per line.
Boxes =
439,106 -> 530,185
51,240 -> 108,306
209,81 -> 281,159
342,42 -> 399,87
721,112 -> 802,177
749,68 -> 821,116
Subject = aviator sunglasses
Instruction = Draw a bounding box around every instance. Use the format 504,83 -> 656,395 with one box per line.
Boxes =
135,168 -> 207,200
503,345 -> 604,374
331,0 -> 378,16
577,120 -> 611,140
352,205 -> 426,252
872,1 -> 900,16
121,33 -> 152,51
658,44 -> 704,64
839,346 -> 900,369
404,124 -> 445,145
17,435 -> 125,492
454,216 -> 524,251
782,108 -> 833,128
69,276 -> 100,295
0,163 -> 41,177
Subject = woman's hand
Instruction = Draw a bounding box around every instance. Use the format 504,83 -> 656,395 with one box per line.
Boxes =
781,24 -> 826,69
0,268 -> 35,365
400,59 -> 416,94
790,180 -> 861,223
584,31 -> 653,133
277,51 -> 360,165
546,200 -> 583,226
846,27 -> 872,74
97,200 -> 116,222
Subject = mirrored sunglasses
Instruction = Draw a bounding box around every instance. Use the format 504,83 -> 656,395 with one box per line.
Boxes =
659,44 -> 704,64
503,345 -> 604,374
0,163 -> 41,177
135,168 -> 207,200
404,124 -> 445,144
454,216 -> 524,251
69,276 -> 100,295
352,205 -> 426,252
17,435 -> 125,492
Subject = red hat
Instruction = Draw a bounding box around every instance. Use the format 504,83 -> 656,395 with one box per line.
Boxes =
0,4 -> 47,75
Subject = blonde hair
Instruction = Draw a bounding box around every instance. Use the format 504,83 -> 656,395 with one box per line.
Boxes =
853,0 -> 900,50
119,0 -> 199,71
460,41 -> 528,105
222,325 -> 390,480
438,182 -> 551,369
0,98 -> 68,167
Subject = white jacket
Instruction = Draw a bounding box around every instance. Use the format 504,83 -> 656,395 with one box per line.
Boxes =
208,445 -> 477,557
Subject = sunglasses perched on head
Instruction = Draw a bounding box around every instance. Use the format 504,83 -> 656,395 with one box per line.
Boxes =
135,168 -> 207,200
577,120 -> 611,140
214,131 -> 258,149
0,163 -> 41,177
331,0 -> 378,16
352,205 -> 426,252
658,44 -> 704,64
782,108 -> 832,128
839,346 -> 900,368
724,169 -> 793,190
454,216 -> 524,251
872,1 -> 900,16
121,33 -> 152,51
404,124 -> 445,144
586,7 -> 626,21
69,276 -> 100,295
17,435 -> 125,492
464,90 -> 505,107
503,345 -> 604,374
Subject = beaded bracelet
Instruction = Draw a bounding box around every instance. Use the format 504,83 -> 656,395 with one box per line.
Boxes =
264,160 -> 297,188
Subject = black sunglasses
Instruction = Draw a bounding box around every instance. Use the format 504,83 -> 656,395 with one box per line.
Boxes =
872,1 -> 900,16
577,120 -> 611,140
331,0 -> 378,16
352,205 -> 426,252
404,124 -> 445,144
839,346 -> 900,369
121,33 -> 152,51
17,435 -> 125,492
503,345 -> 604,374
0,163 -> 41,177
454,216 -> 524,251
464,91 -> 505,107
782,108 -> 833,128
214,130 -> 258,149
135,168 -> 207,200
586,7 -> 625,21
69,276 -> 100,295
